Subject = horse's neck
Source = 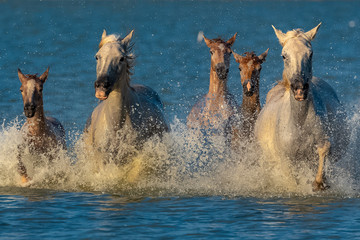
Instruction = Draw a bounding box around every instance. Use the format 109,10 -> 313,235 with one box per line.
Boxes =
208,69 -> 228,98
289,90 -> 311,126
106,71 -> 132,127
241,93 -> 261,119
26,106 -> 47,137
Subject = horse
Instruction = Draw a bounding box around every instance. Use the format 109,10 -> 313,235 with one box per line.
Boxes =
232,49 -> 268,139
17,68 -> 66,184
84,30 -> 169,170
254,23 -> 349,191
187,33 -> 238,134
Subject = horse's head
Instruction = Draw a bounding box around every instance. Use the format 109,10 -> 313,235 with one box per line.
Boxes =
94,30 -> 134,100
203,33 -> 237,80
273,23 -> 321,101
18,68 -> 49,118
233,49 -> 268,97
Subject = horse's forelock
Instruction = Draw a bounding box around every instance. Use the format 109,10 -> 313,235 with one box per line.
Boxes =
283,29 -> 313,45
98,34 -> 121,49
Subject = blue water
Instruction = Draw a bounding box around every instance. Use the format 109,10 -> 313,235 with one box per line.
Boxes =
1,0 -> 360,238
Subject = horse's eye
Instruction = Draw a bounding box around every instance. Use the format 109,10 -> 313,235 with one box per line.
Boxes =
39,89 -> 43,92
120,57 -> 125,62
309,52 -> 313,58
20,89 -> 23,93
282,55 -> 286,60
95,55 -> 99,60
210,50 -> 213,55
238,67 -> 241,72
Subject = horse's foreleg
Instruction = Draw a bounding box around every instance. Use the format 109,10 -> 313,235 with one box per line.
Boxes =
18,160 -> 30,184
17,145 -> 30,184
313,141 -> 330,191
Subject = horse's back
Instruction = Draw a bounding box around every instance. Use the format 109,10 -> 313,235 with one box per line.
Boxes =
131,84 -> 170,135
132,84 -> 164,109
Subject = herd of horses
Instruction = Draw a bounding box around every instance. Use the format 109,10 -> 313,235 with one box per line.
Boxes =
16,23 -> 349,191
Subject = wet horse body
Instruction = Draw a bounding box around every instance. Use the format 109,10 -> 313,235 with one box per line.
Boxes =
255,24 -> 349,190
187,34 -> 238,133
18,68 -> 66,183
84,30 -> 169,163
232,50 -> 268,139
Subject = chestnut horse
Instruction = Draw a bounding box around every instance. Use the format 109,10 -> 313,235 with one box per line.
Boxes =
254,23 -> 349,191
18,68 -> 66,184
187,33 -> 238,133
232,49 -> 268,139
84,30 -> 169,168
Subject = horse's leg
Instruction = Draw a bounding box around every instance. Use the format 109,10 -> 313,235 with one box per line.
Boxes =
313,141 -> 331,191
17,145 -> 30,184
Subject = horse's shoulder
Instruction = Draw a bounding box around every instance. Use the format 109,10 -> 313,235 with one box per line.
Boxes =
45,116 -> 66,146
265,82 -> 287,104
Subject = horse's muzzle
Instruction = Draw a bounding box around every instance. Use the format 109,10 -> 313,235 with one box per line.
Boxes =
95,77 -> 111,100
242,79 -> 255,97
291,81 -> 309,101
215,63 -> 229,80
24,103 -> 36,118
95,88 -> 109,100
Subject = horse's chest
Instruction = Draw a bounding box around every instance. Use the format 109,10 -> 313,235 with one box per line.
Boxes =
277,115 -> 318,159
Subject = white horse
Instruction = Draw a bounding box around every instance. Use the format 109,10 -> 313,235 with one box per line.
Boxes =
254,23 -> 349,191
84,30 -> 169,168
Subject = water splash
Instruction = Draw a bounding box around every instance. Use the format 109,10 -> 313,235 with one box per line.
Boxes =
0,112 -> 359,198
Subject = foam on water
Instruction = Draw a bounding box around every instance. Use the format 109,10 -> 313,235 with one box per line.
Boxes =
0,109 -> 359,198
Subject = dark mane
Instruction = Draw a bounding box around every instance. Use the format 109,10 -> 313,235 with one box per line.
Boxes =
211,37 -> 233,47
25,74 -> 39,79
244,52 -> 257,58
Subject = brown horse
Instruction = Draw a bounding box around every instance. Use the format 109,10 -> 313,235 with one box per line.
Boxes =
187,33 -> 238,133
18,68 -> 66,184
232,49 -> 268,138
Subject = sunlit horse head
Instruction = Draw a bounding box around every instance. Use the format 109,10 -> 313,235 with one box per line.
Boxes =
203,33 -> 237,80
94,30 -> 135,100
18,68 -> 49,118
272,23 -> 321,101
233,50 -> 268,97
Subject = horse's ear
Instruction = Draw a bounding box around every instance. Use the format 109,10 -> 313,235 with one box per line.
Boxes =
272,25 -> 286,46
305,22 -> 321,41
258,48 -> 269,63
39,67 -> 49,83
203,35 -> 213,48
232,51 -> 242,63
102,29 -> 107,40
122,30 -> 134,45
226,33 -> 237,46
18,68 -> 27,83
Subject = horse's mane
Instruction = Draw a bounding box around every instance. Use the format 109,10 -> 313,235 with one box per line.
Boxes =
24,74 -> 39,79
243,52 -> 261,61
98,33 -> 135,80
